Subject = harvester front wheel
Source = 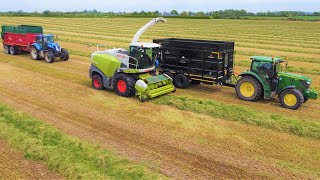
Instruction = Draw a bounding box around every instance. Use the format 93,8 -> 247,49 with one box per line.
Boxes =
30,46 -> 39,60
92,75 -> 104,90
4,45 -> 10,54
174,74 -> 191,89
236,76 -> 262,101
60,48 -> 69,61
114,74 -> 136,97
279,89 -> 304,110
44,51 -> 55,63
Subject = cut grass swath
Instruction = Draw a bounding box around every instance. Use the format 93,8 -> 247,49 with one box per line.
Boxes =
154,95 -> 320,139
0,104 -> 159,179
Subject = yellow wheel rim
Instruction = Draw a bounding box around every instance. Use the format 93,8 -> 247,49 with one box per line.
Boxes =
284,94 -> 297,107
240,82 -> 255,97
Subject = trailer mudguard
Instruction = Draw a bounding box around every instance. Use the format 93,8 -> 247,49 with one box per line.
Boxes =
31,43 -> 41,51
240,71 -> 272,99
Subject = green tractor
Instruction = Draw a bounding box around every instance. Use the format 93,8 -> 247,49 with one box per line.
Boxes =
236,56 -> 318,110
89,18 -> 175,101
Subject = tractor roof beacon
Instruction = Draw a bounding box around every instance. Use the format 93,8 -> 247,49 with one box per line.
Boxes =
89,17 -> 175,101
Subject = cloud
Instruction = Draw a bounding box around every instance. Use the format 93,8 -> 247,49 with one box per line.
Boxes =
0,0 -> 319,12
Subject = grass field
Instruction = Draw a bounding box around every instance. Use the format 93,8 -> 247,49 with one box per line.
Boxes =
0,17 -> 320,179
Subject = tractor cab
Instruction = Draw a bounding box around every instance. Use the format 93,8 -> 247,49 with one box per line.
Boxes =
35,34 -> 61,52
129,42 -> 161,70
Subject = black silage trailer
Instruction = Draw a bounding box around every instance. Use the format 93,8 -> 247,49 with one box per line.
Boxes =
153,38 -> 235,88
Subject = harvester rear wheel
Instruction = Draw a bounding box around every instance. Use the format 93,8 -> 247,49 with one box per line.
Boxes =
44,51 -> 55,63
4,45 -> 10,54
174,74 -> 191,89
92,75 -> 104,90
279,89 -> 304,110
236,76 -> 262,101
114,74 -> 136,97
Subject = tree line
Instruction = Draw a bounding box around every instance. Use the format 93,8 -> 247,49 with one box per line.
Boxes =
0,9 -> 319,19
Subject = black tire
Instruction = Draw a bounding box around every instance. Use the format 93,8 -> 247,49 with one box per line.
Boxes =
279,89 -> 304,110
30,46 -> 40,60
44,51 -> 55,63
163,72 -> 174,79
4,45 -> 10,54
9,46 -> 17,55
60,48 -> 69,61
235,76 -> 262,101
113,74 -> 136,97
92,75 -> 104,90
173,74 -> 191,89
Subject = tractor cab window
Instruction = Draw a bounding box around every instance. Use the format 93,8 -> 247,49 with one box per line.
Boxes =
276,61 -> 287,72
36,36 -> 44,44
129,46 -> 159,69
44,36 -> 54,43
251,61 -> 275,78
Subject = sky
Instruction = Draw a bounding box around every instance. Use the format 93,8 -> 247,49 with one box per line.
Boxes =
0,0 -> 319,13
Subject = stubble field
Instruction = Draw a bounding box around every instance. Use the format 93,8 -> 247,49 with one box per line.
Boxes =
0,17 -> 319,179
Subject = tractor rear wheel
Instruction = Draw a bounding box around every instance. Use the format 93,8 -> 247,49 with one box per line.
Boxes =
279,89 -> 304,110
92,75 -> 104,90
60,48 -> 69,61
4,45 -> 10,54
114,74 -> 136,97
30,46 -> 39,60
44,51 -> 55,63
236,76 -> 262,101
9,46 -> 17,55
174,74 -> 191,89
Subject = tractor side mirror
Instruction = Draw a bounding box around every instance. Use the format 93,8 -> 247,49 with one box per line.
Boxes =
55,35 -> 58,40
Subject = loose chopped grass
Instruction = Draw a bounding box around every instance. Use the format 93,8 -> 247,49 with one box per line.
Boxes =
154,95 -> 320,139
0,104 -> 159,179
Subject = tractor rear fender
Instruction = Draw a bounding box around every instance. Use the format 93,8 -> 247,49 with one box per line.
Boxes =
89,65 -> 113,89
239,71 -> 271,99
31,43 -> 41,51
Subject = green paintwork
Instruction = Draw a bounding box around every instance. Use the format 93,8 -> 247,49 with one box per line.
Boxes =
240,56 -> 318,101
123,69 -> 140,73
1,25 -> 43,38
251,56 -> 282,63
240,71 -> 272,99
135,73 -> 175,99
92,54 -> 121,77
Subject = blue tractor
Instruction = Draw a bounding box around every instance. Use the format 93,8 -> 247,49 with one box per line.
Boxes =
30,34 -> 69,63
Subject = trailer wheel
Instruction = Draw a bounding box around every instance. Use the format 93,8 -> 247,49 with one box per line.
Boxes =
191,80 -> 201,85
174,74 -> 191,89
114,74 -> 136,97
4,45 -> 10,54
9,46 -> 18,55
60,48 -> 69,61
30,46 -> 40,60
44,51 -> 55,63
92,75 -> 104,90
279,89 -> 304,110
236,76 -> 262,101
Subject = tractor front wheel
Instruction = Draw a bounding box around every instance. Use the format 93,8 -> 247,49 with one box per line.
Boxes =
4,45 -> 10,54
113,74 -> 136,97
60,48 -> 69,61
236,76 -> 262,101
279,89 -> 304,110
92,75 -> 104,90
44,51 -> 55,63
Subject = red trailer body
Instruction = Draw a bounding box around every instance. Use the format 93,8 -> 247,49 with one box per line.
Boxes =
3,32 -> 40,52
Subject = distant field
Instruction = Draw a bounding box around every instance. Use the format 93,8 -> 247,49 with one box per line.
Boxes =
0,17 -> 319,179
245,16 -> 320,21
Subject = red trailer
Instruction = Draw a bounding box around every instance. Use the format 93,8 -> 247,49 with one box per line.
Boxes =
1,25 -> 43,55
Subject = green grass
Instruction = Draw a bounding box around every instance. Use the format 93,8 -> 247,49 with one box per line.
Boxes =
153,95 -> 320,139
0,104 -> 159,179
